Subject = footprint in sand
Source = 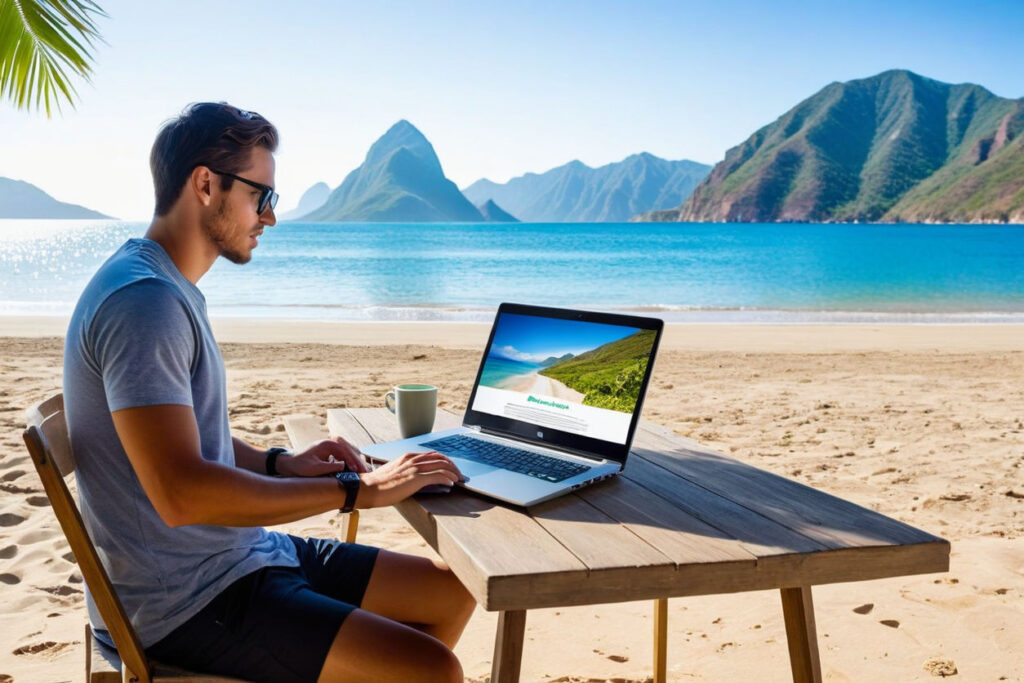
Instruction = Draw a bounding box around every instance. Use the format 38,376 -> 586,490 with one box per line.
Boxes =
853,603 -> 874,614
38,585 -> 83,597
879,619 -> 900,628
0,545 -> 16,559
0,513 -> 25,527
0,673 -> 12,683
1,470 -> 26,482
26,496 -> 50,507
0,573 -> 21,585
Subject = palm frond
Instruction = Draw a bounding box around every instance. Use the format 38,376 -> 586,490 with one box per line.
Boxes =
0,0 -> 106,116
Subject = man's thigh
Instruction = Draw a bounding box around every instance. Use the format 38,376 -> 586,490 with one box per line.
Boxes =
360,548 -> 469,626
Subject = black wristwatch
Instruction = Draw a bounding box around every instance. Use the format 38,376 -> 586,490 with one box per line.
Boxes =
264,447 -> 290,476
335,470 -> 361,513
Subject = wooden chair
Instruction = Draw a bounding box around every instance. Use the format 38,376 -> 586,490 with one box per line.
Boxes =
23,394 -> 245,683
282,414 -> 360,543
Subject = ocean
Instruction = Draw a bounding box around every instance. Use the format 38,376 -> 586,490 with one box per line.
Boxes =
1,219 -> 1023,322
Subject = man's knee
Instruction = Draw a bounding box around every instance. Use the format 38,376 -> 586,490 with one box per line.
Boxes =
427,641 -> 463,683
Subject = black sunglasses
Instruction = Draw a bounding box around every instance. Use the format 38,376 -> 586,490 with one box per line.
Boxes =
210,169 -> 279,215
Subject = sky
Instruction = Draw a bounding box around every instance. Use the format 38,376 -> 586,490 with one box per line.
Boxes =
491,314 -> 636,361
2,0 -> 1023,220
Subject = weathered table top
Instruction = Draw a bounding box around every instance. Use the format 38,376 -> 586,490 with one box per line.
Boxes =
324,408 -> 950,612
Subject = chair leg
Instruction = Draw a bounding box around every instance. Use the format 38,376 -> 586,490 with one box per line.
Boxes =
653,598 -> 668,683
344,510 -> 360,543
86,623 -> 93,681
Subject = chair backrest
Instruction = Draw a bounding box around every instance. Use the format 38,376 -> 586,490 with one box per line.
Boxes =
23,393 -> 153,683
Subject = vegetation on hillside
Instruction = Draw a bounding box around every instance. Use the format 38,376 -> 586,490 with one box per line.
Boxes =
539,329 -> 656,413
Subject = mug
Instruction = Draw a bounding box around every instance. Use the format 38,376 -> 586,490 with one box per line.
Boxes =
385,384 -> 437,438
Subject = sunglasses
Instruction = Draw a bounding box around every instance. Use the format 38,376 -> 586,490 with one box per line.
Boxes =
210,169 -> 279,215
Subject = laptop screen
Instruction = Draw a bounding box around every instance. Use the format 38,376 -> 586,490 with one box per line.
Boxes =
464,303 -> 663,463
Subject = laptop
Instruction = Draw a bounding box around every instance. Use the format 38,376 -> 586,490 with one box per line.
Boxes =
361,303 -> 664,506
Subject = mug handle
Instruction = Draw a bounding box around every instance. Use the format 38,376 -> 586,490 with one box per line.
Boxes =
385,391 -> 396,414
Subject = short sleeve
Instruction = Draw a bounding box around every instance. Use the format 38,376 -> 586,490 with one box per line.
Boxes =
90,278 -> 198,412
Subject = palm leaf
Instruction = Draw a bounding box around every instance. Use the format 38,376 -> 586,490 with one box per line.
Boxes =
0,0 -> 106,116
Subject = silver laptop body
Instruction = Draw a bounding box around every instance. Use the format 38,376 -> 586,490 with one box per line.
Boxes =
361,303 -> 663,507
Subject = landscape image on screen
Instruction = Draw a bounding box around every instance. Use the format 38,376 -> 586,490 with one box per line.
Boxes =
479,314 -> 656,414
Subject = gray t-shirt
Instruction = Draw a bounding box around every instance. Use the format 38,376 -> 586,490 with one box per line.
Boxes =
63,238 -> 298,648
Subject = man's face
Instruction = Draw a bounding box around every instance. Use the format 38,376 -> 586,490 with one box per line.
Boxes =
204,147 -> 277,264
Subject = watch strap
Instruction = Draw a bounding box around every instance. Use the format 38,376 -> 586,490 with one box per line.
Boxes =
264,447 -> 289,476
335,471 -> 361,513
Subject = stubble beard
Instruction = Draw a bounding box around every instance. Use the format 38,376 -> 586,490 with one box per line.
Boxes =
205,199 -> 253,265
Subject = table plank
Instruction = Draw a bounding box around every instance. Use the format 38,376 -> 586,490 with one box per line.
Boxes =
634,423 -> 943,548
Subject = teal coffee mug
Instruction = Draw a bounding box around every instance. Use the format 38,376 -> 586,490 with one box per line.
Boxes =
385,384 -> 437,438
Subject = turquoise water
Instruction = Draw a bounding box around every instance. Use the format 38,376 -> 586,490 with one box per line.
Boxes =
479,356 -> 540,389
1,219 -> 1023,322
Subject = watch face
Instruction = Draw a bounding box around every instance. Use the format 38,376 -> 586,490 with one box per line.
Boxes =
339,472 -> 360,486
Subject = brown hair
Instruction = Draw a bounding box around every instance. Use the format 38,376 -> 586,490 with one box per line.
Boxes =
149,102 -> 279,216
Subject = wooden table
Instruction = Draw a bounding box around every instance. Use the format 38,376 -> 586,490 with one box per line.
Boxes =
312,408 -> 949,682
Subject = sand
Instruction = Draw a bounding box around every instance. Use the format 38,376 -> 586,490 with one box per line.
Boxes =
0,321 -> 1022,682
506,372 -> 586,403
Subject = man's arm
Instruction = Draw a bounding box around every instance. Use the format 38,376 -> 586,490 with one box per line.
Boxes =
233,436 -> 369,477
112,404 -> 462,528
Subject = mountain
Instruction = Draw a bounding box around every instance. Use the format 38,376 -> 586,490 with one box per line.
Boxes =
463,154 -> 710,222
302,120 -> 484,222
651,70 -> 1024,223
539,352 -> 574,367
0,177 -> 111,218
281,181 -> 330,220
477,199 -> 518,222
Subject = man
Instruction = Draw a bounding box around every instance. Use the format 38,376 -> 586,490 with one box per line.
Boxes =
63,102 -> 475,683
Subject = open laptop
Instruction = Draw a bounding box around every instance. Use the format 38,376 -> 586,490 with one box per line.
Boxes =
361,303 -> 663,507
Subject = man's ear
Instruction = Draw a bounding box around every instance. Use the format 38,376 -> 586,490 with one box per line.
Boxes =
190,166 -> 214,208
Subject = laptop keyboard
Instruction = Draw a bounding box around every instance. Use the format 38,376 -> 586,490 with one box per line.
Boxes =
420,434 -> 589,483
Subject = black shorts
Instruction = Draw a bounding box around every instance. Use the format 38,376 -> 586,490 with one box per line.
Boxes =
147,535 -> 380,683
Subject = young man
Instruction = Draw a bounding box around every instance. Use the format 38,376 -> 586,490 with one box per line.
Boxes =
63,102 -> 475,683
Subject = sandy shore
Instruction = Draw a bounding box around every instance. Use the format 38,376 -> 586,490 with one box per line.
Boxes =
505,371 -> 586,402
1,321 -> 1022,681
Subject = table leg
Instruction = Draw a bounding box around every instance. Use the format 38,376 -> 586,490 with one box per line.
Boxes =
780,586 -> 822,683
653,598 -> 668,683
491,610 -> 527,683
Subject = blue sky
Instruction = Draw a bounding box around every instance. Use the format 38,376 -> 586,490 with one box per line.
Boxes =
2,0 -> 1022,219
490,313 -> 638,361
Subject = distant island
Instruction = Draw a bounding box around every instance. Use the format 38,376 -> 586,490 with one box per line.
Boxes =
0,177 -> 112,219
477,199 -> 518,222
638,69 -> 1024,223
464,154 -> 710,222
291,121 -> 710,223
279,181 -> 330,220
300,120 -> 486,222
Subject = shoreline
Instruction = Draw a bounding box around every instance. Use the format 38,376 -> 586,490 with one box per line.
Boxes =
2,315 -> 1022,352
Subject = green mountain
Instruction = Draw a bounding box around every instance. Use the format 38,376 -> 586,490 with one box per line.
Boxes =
0,177 -> 111,219
463,153 -> 710,222
477,199 -> 519,222
650,70 -> 1024,223
302,120 -> 484,222
539,329 -> 656,413
281,181 -> 329,220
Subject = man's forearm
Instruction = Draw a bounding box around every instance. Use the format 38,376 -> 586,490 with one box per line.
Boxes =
165,459 -> 344,527
233,436 -> 276,474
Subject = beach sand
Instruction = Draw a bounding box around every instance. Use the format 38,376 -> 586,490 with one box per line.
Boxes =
1,321 -> 1022,682
506,371 -> 586,403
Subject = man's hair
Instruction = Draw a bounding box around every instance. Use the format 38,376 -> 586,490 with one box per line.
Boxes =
150,102 -> 279,216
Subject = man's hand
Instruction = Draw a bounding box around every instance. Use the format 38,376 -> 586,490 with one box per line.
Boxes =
359,451 -> 465,509
276,438 -> 369,478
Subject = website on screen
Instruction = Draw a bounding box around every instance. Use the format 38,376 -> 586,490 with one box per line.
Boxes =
471,313 -> 657,445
